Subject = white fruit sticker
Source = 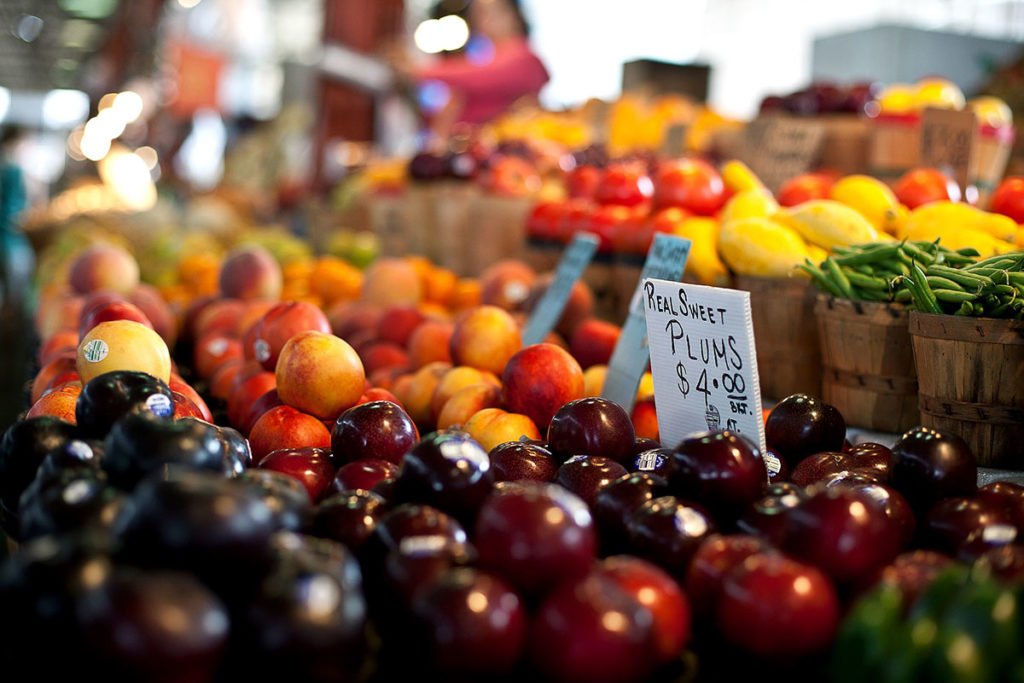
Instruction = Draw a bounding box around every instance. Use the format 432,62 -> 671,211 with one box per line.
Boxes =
146,393 -> 174,418
636,451 -> 665,472
254,339 -> 271,363
82,339 -> 109,363
209,338 -> 229,356
764,453 -> 782,478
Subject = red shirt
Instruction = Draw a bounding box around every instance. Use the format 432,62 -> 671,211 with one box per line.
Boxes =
415,38 -> 549,124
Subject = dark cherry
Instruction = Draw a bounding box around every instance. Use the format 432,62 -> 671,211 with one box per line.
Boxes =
977,481 -> 1024,530
685,533 -> 772,616
0,416 -> 78,530
103,413 -> 229,490
309,490 -> 387,551
18,468 -> 124,541
360,503 -> 469,580
890,427 -> 977,511
593,473 -> 670,556
237,533 -> 366,680
475,482 -> 597,595
331,458 -> 400,493
409,568 -> 526,675
547,397 -> 635,464
783,486 -> 901,584
872,551 -> 954,609
631,437 -> 662,455
382,535 -> 476,608
217,425 -> 252,475
237,469 -> 312,533
843,482 -> 916,549
765,394 -> 846,466
76,569 -> 229,682
529,569 -> 657,683
845,442 -> 893,480
974,545 -> 1024,583
671,431 -> 767,515
75,370 -> 174,440
488,440 -> 558,483
36,439 -> 104,480
924,497 -> 1015,556
392,430 -> 493,525
625,496 -> 716,578
331,400 -> 419,465
258,447 -> 336,503
791,451 -> 886,487
736,482 -> 807,546
628,448 -> 677,479
555,455 -> 629,507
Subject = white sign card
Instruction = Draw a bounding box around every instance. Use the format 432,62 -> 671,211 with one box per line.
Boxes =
522,232 -> 600,346
641,278 -> 766,452
602,233 -> 691,411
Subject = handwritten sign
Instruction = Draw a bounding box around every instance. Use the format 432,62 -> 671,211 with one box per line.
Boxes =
522,233 -> 600,346
603,234 -> 691,411
742,117 -> 826,194
920,107 -> 976,193
642,278 -> 765,452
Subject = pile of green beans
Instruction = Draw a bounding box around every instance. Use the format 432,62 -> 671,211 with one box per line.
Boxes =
801,241 -> 1024,318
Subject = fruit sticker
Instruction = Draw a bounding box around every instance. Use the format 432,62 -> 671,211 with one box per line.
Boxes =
254,339 -> 271,364
642,278 -> 766,452
208,338 -> 229,357
81,339 -> 109,363
145,393 -> 174,418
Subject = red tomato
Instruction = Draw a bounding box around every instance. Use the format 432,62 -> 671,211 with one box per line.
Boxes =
653,159 -> 725,215
648,206 -> 691,233
990,176 -> 1024,224
554,199 -> 594,244
526,201 -> 565,241
594,162 -> 653,207
585,204 -> 634,253
567,165 -> 603,200
777,173 -> 835,207
893,168 -> 960,209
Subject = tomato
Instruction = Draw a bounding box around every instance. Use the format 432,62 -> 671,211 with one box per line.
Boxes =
594,162 -> 653,207
525,201 -> 565,241
893,168 -> 960,209
567,165 -> 603,200
585,203 -> 634,253
553,199 -> 594,244
653,158 -> 725,215
990,176 -> 1024,224
777,172 -> 835,207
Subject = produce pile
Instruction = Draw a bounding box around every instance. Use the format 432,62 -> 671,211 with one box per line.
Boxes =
3,234 -> 1024,683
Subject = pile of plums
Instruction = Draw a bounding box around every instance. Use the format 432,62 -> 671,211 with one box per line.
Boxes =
1,381 -> 1022,683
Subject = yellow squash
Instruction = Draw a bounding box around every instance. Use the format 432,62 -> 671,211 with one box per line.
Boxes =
898,201 -> 1018,243
718,217 -> 808,278
829,175 -> 901,234
779,199 -> 879,250
673,217 -> 730,286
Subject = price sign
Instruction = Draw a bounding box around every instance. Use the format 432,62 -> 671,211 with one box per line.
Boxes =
522,233 -> 600,346
602,233 -> 691,412
920,107 -> 977,193
642,278 -> 766,451
742,117 -> 826,194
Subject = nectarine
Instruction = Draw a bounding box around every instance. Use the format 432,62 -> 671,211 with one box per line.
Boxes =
275,331 -> 366,420
219,245 -> 283,300
249,405 -> 332,463
502,343 -> 584,430
449,305 -> 522,376
76,320 -> 172,384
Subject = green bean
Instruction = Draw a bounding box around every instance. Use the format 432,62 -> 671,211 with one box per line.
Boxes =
831,246 -> 856,256
854,288 -> 891,302
834,245 -> 901,266
987,284 -> 1017,297
845,271 -> 890,290
955,247 -> 982,257
968,254 -> 1021,270
903,242 -> 937,264
925,276 -> 965,291
824,258 -> 854,299
800,262 -> 844,298
933,289 -> 978,303
910,262 -> 942,314
936,252 -> 977,266
990,298 -> 1018,317
956,301 -> 975,315
925,265 -> 992,289
1006,272 -> 1024,285
851,264 -> 876,276
893,287 -> 913,303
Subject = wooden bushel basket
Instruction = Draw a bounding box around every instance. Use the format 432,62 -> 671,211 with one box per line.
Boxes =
735,275 -> 822,401
909,312 -> 1024,469
367,194 -> 409,258
610,253 -> 645,321
466,194 -> 532,275
814,296 -> 918,433
431,183 -> 479,276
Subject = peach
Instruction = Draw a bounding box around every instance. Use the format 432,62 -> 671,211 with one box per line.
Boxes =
77,320 -> 172,384
480,260 -> 537,311
368,366 -> 407,392
247,301 -> 331,370
79,300 -> 153,339
361,258 -> 423,307
194,299 -> 247,340
235,300 -> 276,338
193,333 -> 244,381
637,372 -> 655,401
423,267 -> 457,305
31,354 -> 79,404
38,330 -> 79,366
36,294 -> 84,339
129,283 -> 179,348
181,295 -> 218,342
360,342 -> 410,376
570,318 -> 621,369
249,405 -> 332,463
227,370 -> 277,429
462,408 -> 541,452
172,391 -> 207,421
26,382 -> 81,424
169,374 -> 214,423
327,301 -> 384,341
431,366 -> 501,420
393,361 -> 451,429
209,358 -> 245,401
631,398 -> 659,441
583,365 -> 607,397
525,273 -> 595,339
501,343 -> 585,430
436,383 -> 503,430
407,320 -> 454,368
275,331 -> 366,420
68,243 -> 140,295
240,389 -> 284,436
449,305 -> 522,376
449,278 -> 482,312
355,387 -> 402,408
376,306 -> 427,347
219,245 -> 283,300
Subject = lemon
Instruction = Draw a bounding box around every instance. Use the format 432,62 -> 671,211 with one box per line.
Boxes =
913,78 -> 966,111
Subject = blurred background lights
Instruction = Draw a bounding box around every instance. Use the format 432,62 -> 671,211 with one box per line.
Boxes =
98,146 -> 157,210
413,19 -> 444,54
177,0 -> 203,8
79,131 -> 111,162
0,88 -> 10,124
16,15 -> 44,43
134,146 -> 159,171
413,15 -> 470,54
112,91 -> 144,123
42,89 -> 90,129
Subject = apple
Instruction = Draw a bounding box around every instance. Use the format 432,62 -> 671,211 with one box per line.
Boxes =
654,159 -> 725,215
594,162 -> 653,207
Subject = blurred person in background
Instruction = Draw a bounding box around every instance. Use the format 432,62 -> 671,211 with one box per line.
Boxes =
0,126 -> 33,307
392,0 -> 549,138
